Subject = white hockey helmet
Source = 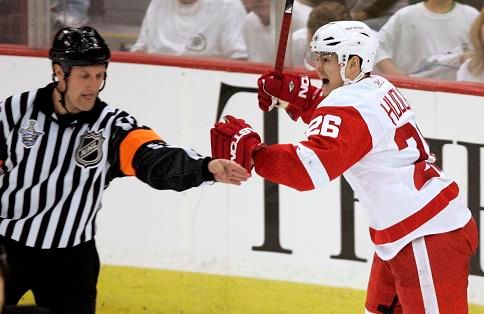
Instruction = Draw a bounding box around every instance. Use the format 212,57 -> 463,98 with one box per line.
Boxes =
305,21 -> 378,84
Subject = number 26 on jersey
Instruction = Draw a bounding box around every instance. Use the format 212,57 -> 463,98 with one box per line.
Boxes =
306,114 -> 342,138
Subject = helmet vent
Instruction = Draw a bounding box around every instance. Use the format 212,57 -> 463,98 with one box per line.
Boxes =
321,37 -> 341,46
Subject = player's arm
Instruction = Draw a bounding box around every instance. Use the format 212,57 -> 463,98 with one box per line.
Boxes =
257,106 -> 372,190
211,107 -> 372,191
257,72 -> 324,124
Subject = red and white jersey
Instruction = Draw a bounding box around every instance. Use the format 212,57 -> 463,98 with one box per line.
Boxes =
254,75 -> 471,260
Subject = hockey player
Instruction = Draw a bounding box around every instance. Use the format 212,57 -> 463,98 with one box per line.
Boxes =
211,21 -> 478,313
0,26 -> 249,314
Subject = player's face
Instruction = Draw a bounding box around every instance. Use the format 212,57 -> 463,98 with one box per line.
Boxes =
64,65 -> 106,113
313,53 -> 344,97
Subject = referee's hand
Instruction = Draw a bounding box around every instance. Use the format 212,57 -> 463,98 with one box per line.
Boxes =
208,159 -> 250,185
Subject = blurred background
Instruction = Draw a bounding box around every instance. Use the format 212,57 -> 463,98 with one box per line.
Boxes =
0,0 -> 482,82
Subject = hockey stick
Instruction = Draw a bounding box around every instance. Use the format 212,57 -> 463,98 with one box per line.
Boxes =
273,0 -> 294,109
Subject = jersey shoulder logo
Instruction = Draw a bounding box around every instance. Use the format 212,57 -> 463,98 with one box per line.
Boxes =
76,130 -> 105,168
18,119 -> 44,148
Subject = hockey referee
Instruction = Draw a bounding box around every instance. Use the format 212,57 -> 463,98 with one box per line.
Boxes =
0,26 -> 249,314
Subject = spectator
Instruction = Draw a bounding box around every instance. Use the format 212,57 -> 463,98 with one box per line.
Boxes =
242,0 -> 272,63
293,0 -> 312,30
350,0 -> 408,31
457,7 -> 484,82
241,0 -> 252,12
243,0 -> 318,63
0,26 -> 249,314
291,1 -> 351,67
295,0 -> 350,30
131,0 -> 248,60
375,0 -> 479,80
51,0 -> 90,28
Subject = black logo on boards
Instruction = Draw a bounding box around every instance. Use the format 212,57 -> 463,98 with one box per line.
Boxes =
76,130 -> 104,168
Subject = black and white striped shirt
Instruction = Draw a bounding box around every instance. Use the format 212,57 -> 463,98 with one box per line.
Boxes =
0,83 -> 213,249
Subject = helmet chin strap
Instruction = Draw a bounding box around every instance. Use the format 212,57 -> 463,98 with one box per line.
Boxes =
339,57 -> 367,85
342,67 -> 367,85
52,71 -> 74,115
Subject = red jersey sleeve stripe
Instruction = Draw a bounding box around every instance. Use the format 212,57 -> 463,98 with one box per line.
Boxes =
120,129 -> 162,176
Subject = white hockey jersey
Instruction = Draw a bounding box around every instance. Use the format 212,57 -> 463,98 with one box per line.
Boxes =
253,75 -> 471,260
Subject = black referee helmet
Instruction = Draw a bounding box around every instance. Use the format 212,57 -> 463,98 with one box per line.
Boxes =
49,26 -> 111,73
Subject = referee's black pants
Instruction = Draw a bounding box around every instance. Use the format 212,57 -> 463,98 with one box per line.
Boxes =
1,237 -> 100,314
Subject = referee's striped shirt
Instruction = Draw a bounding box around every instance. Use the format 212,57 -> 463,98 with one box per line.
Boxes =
0,83 -> 214,249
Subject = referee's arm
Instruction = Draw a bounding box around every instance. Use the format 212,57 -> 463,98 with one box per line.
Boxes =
118,128 -> 214,191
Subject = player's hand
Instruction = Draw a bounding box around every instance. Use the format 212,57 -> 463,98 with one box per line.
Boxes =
210,115 -> 264,173
208,159 -> 250,185
257,73 -> 279,112
257,72 -> 320,123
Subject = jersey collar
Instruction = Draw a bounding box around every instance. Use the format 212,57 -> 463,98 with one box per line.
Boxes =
35,83 -> 106,126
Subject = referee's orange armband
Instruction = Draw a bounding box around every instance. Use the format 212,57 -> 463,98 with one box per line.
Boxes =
119,129 -> 162,176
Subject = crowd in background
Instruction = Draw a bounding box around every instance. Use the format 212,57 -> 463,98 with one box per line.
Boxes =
128,0 -> 483,83
0,0 -> 483,83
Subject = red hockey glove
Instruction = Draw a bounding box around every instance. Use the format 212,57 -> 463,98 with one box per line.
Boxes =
257,72 -> 322,123
210,115 -> 263,172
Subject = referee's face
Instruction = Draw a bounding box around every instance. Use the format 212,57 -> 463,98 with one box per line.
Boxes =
64,65 -> 106,113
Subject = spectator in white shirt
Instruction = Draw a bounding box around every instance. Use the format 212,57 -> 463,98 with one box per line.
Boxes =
131,0 -> 248,60
350,0 -> 408,31
375,0 -> 479,80
243,0 -> 315,63
457,7 -> 484,82
242,0 -> 272,63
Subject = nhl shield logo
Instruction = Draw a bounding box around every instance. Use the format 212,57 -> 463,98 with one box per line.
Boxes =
18,120 -> 44,148
76,131 -> 105,168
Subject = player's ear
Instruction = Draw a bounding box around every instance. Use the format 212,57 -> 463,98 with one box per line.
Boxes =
349,55 -> 361,69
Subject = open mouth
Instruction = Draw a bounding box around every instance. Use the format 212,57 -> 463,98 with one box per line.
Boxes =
321,78 -> 329,86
